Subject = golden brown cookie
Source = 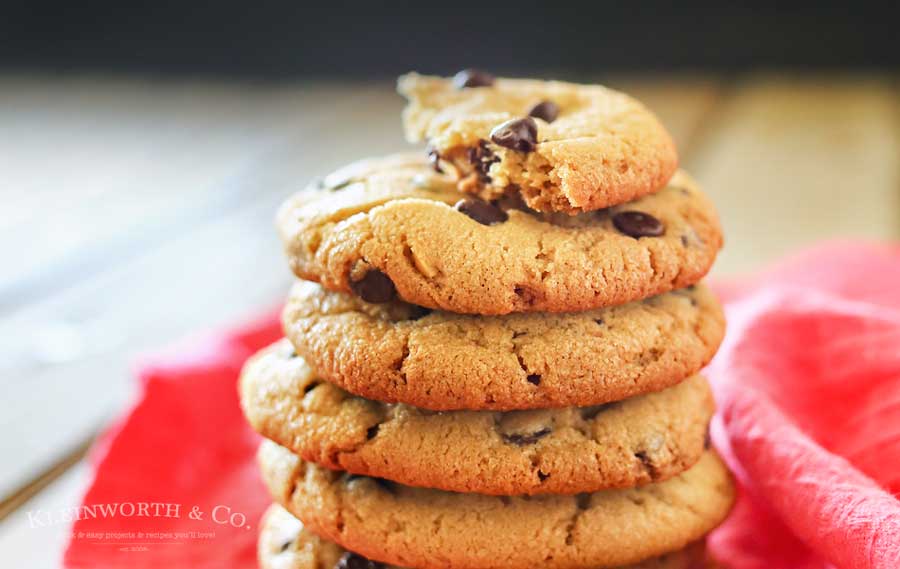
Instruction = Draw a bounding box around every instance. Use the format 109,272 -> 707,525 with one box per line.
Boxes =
282,280 -> 724,411
276,155 -> 722,315
240,341 -> 715,495
398,72 -> 678,214
260,442 -> 735,569
259,504 -> 709,569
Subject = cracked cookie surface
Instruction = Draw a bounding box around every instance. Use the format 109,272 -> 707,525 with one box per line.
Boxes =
282,280 -> 724,411
260,442 -> 734,569
259,503 -> 709,569
398,73 -> 678,214
276,154 -> 722,315
241,341 -> 714,495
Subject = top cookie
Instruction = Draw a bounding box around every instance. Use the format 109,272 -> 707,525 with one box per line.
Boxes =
277,155 -> 722,315
399,71 -> 678,214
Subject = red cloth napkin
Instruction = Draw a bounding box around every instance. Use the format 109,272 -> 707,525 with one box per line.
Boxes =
63,242 -> 900,569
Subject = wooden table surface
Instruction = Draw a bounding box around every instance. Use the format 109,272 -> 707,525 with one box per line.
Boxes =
1,72 -> 898,567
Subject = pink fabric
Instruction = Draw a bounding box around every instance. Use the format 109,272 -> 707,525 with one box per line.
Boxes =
63,242 -> 900,568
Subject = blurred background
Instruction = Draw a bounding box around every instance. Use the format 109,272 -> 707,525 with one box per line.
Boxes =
1,2 -> 898,566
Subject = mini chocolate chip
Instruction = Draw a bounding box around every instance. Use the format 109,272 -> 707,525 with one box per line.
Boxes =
366,424 -> 380,440
528,100 -> 560,123
526,374 -> 541,385
612,211 -> 665,238
350,270 -> 396,303
335,552 -> 383,569
537,471 -> 550,482
514,285 -> 541,305
426,146 -> 443,173
634,450 -> 659,477
490,117 -> 538,153
503,427 -> 551,446
454,197 -> 509,225
594,318 -> 605,326
453,68 -> 495,89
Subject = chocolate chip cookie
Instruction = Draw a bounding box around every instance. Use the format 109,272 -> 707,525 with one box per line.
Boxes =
398,72 -> 678,214
241,341 -> 714,495
282,280 -> 724,411
277,155 -> 722,315
259,442 -> 734,569
259,504 -> 709,569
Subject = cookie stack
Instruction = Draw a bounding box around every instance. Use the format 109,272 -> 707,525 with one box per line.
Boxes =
241,70 -> 735,569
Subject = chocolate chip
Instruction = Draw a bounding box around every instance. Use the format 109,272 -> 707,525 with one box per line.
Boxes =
526,374 -> 541,385
528,100 -> 560,123
453,69 -> 495,89
503,427 -> 551,446
537,471 -> 550,482
335,552 -> 383,569
350,270 -> 396,303
490,117 -> 538,153
426,145 -> 443,173
454,197 -> 508,225
594,318 -> 605,326
612,211 -> 665,238
366,424 -> 380,440
467,140 -> 498,182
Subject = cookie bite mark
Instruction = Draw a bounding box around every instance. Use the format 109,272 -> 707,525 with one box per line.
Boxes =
398,72 -> 678,214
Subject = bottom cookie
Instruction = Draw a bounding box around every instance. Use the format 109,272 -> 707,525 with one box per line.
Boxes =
259,441 -> 735,569
259,504 -> 709,569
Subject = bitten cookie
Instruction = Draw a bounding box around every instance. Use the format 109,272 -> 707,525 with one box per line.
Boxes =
282,280 -> 724,410
277,155 -> 722,315
398,71 -> 678,214
241,341 -> 715,495
259,504 -> 709,569
260,442 -> 735,569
